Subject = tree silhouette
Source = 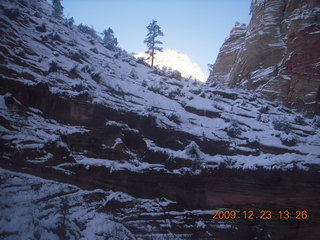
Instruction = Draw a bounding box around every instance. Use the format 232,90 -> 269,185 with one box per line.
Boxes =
103,27 -> 118,51
51,0 -> 63,18
144,20 -> 164,67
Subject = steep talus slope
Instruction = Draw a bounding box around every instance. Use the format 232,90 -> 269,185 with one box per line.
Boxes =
1,0 -> 320,239
208,0 -> 320,114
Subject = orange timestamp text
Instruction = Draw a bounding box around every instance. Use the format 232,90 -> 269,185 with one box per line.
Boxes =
212,210 -> 308,220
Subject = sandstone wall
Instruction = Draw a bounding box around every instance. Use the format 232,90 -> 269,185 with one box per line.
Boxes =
208,0 -> 320,114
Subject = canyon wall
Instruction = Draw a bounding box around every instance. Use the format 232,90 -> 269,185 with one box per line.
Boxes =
208,0 -> 320,114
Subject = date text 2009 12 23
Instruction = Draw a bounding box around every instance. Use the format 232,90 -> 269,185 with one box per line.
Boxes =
212,210 -> 308,220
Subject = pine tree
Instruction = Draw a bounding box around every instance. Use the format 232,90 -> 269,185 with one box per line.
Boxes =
52,0 -> 63,18
144,20 -> 164,67
103,27 -> 118,51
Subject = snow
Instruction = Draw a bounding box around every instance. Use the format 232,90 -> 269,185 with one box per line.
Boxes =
0,169 -> 148,239
214,223 -> 235,230
250,66 -> 274,81
195,220 -> 206,229
73,155 -> 166,173
0,95 -> 8,110
2,168 -> 216,240
268,42 -> 286,47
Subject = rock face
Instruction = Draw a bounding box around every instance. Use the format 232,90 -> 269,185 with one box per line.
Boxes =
209,24 -> 247,85
208,0 -> 320,115
134,49 -> 207,82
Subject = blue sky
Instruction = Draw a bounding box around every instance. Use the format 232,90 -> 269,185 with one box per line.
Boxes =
62,0 -> 251,75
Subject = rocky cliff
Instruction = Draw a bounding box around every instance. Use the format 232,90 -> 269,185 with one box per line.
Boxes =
208,0 -> 320,115
134,49 -> 207,82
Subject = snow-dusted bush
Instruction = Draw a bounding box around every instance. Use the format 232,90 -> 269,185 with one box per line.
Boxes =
81,64 -> 94,74
103,192 -> 132,214
272,117 -> 291,134
179,167 -> 193,176
68,39 -> 77,47
294,114 -> 305,125
69,49 -> 88,63
248,93 -> 258,101
150,67 -> 182,80
258,105 -> 269,114
69,65 -> 79,79
91,72 -> 101,82
240,99 -> 248,106
71,81 -> 86,92
171,70 -> 182,80
218,161 -> 227,170
150,67 -> 165,76
247,136 -> 259,145
35,22 -> 47,32
225,121 -> 241,137
66,17 -> 74,27
128,59 -> 137,67
256,113 -> 269,123
136,57 -> 148,66
187,95 -> 194,100
189,87 -> 202,95
280,133 -> 297,146
145,106 -> 155,113
217,158 -> 238,170
213,102 -> 225,111
167,112 -> 181,125
48,60 -> 58,73
51,32 -> 62,42
191,80 -> 198,86
195,220 -> 206,229
141,79 -> 147,87
312,115 -> 320,127
168,87 -> 182,99
184,141 -> 202,159
89,47 -> 98,54
200,92 -> 206,98
129,69 -> 138,79
13,47 -> 25,57
78,24 -> 98,38
41,32 -> 61,42
147,84 -> 162,95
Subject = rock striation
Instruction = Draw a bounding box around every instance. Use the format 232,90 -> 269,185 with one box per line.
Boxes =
208,0 -> 320,115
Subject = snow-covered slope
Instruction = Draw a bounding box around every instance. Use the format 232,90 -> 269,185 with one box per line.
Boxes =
1,0 -> 320,239
0,168 -> 221,240
133,49 -> 207,82
0,0 -> 318,171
